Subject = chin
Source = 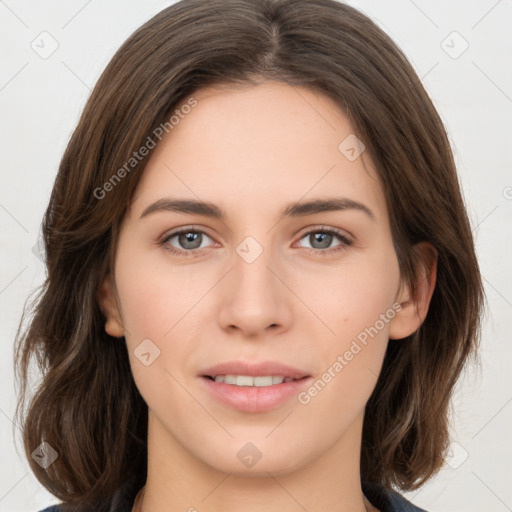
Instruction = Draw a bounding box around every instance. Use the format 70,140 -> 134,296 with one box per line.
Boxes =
195,440 -> 314,477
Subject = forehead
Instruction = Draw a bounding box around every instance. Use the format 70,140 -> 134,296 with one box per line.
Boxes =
130,81 -> 389,225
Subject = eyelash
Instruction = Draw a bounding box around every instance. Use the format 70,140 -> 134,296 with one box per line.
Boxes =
159,226 -> 353,258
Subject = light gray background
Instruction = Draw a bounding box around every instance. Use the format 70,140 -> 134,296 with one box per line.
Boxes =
1,1 -> 511,511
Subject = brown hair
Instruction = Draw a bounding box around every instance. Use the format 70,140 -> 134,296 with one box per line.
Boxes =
14,0 -> 484,509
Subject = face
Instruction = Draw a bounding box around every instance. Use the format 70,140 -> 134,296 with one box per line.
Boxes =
100,81 -> 426,477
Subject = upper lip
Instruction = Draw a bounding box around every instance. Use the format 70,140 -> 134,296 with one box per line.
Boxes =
200,360 -> 310,380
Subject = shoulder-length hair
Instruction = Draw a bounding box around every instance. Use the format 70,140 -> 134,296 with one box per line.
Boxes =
15,0 -> 484,509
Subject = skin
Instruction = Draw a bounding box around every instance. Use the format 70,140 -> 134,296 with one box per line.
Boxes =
98,81 -> 437,512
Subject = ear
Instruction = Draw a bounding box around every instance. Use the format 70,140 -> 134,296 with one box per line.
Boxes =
389,242 -> 437,340
97,276 -> 125,338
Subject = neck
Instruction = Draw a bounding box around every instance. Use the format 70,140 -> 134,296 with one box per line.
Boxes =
140,410 -> 373,512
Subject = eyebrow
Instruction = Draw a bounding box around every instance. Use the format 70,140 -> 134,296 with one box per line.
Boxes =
139,196 -> 375,221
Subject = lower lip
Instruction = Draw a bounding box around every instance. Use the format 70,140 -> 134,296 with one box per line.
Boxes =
199,376 -> 312,413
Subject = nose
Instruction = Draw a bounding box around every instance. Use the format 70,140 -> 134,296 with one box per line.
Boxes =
217,245 -> 293,338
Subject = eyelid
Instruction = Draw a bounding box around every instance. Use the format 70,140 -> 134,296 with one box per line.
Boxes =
160,224 -> 216,241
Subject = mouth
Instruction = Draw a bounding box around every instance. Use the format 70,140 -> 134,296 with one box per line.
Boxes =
198,361 -> 312,412
202,374 -> 308,386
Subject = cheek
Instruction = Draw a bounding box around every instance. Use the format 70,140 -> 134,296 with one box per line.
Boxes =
114,269 -> 194,415
112,249 -> 199,392
297,291 -> 395,436
302,248 -> 400,401
114,249 -> 204,339
309,249 -> 400,340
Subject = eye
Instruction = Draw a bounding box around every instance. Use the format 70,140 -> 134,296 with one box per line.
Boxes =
295,227 -> 352,255
159,225 -> 353,258
160,228 -> 216,257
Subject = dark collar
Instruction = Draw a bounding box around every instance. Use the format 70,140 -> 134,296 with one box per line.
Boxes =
362,480 -> 427,512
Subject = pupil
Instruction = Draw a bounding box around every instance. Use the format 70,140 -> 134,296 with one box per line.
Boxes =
180,232 -> 201,249
311,232 -> 331,249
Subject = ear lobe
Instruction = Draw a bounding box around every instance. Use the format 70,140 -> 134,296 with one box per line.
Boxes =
388,242 -> 438,340
97,276 -> 125,338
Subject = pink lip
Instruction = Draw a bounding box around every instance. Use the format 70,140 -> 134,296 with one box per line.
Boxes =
198,360 -> 312,413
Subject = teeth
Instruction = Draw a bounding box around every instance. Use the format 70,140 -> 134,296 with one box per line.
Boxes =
213,375 -> 290,387
253,376 -> 273,387
224,375 -> 236,384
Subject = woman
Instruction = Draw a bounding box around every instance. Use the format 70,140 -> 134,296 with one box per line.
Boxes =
15,1 -> 484,511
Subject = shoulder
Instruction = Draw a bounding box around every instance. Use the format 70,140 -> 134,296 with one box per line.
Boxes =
38,507 -> 62,512
362,480 -> 428,512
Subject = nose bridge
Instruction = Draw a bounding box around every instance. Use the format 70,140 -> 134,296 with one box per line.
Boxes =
232,234 -> 279,305
217,234 -> 291,334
